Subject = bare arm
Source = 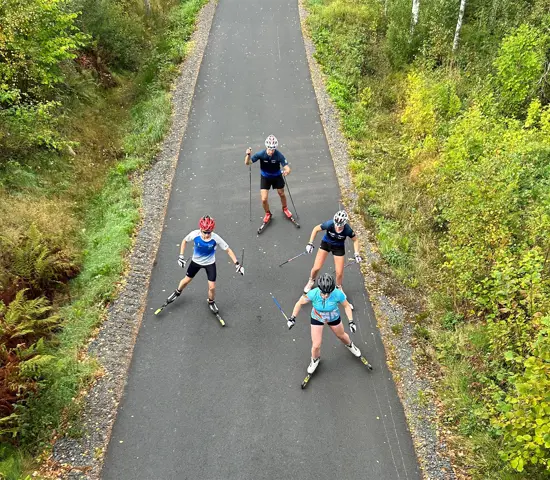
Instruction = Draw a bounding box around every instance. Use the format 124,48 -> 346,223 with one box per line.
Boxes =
291,295 -> 310,317
340,299 -> 353,322
352,236 -> 360,255
180,239 -> 187,256
282,164 -> 291,176
226,247 -> 238,265
309,224 -> 323,244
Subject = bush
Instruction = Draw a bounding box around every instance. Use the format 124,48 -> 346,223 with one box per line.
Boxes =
493,24 -> 547,118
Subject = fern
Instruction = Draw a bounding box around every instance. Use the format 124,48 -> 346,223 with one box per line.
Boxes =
0,224 -> 79,300
0,290 -> 59,350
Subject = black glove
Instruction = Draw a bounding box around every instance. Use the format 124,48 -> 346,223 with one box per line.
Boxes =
349,321 -> 357,334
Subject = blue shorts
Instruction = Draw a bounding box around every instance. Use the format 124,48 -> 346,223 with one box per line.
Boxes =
311,316 -> 341,326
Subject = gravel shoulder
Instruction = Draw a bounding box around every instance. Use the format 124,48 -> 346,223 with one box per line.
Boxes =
49,2 -> 218,478
49,0 -> 454,478
297,1 -> 456,479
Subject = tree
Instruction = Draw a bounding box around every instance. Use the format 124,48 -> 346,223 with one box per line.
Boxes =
452,0 -> 467,52
411,0 -> 420,35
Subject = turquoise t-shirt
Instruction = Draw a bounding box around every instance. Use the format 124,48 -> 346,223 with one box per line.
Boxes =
307,288 -> 346,322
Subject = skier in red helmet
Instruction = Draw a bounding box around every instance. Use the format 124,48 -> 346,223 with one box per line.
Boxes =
160,215 -> 244,315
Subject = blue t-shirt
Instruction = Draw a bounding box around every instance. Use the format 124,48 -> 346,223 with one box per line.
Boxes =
321,220 -> 355,246
307,288 -> 346,322
251,149 -> 288,178
184,230 -> 229,266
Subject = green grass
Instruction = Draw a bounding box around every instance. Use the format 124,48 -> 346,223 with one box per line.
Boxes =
0,0 -> 207,477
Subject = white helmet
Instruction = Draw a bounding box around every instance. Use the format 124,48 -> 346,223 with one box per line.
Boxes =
333,210 -> 349,227
265,135 -> 278,149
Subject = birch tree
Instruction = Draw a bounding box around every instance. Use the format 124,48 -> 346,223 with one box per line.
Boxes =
411,0 -> 420,35
453,0 -> 467,51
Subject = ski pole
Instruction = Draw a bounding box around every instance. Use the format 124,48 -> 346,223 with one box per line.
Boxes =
283,176 -> 299,220
344,259 -> 356,269
249,165 -> 252,222
270,293 -> 289,321
279,251 -> 307,267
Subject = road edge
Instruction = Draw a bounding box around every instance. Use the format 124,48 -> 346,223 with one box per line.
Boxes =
47,2 -> 218,479
296,1 -> 456,479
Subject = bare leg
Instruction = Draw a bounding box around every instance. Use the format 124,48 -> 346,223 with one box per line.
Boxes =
207,281 -> 216,301
260,189 -> 270,213
309,248 -> 329,281
333,254 -> 345,289
310,324 -> 324,359
329,321 -> 351,346
277,188 -> 287,208
177,276 -> 193,291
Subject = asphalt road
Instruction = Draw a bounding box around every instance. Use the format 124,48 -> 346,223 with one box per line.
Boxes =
102,0 -> 421,478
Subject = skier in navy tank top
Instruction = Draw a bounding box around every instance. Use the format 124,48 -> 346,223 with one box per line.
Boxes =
161,215 -> 244,315
303,210 -> 362,296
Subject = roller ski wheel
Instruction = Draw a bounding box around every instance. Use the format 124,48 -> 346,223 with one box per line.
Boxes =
154,303 -> 168,315
360,356 -> 373,371
208,300 -> 225,327
257,213 -> 272,235
301,373 -> 312,389
288,216 -> 300,228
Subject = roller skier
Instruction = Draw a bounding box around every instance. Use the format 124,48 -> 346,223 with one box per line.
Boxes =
155,215 -> 244,325
287,273 -> 372,388
245,135 -> 299,234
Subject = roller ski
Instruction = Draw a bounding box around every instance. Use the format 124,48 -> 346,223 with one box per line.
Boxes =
154,288 -> 181,315
301,357 -> 320,389
208,299 -> 225,327
346,341 -> 373,371
257,211 -> 272,235
283,207 -> 300,228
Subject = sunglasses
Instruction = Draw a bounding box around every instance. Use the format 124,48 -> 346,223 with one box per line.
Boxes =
201,230 -> 212,235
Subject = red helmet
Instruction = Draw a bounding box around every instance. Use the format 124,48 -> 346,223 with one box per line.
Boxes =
199,215 -> 215,232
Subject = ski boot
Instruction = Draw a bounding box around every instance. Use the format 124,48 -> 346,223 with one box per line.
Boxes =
346,341 -> 373,371
258,211 -> 272,235
154,288 -> 181,315
208,299 -> 225,326
302,357 -> 320,389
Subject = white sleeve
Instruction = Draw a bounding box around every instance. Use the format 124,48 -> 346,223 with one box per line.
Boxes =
212,233 -> 229,250
184,230 -> 200,242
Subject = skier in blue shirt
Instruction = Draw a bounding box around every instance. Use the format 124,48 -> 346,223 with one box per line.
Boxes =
245,135 -> 295,230
287,273 -> 361,375
163,215 -> 244,314
303,210 -> 362,294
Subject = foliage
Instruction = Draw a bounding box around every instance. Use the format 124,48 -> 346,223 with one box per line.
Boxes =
0,225 -> 79,302
0,291 -> 60,441
0,0 -> 207,473
306,0 -> 550,475
493,24 -> 548,117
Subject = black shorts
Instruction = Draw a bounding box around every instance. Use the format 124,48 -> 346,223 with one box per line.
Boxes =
186,261 -> 217,282
260,175 -> 285,190
320,240 -> 345,257
311,316 -> 341,326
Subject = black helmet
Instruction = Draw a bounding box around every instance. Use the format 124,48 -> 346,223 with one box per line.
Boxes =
317,273 -> 335,294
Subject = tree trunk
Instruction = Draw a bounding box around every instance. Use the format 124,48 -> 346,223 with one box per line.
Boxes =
452,0 -> 467,51
143,0 -> 151,16
411,0 -> 420,35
